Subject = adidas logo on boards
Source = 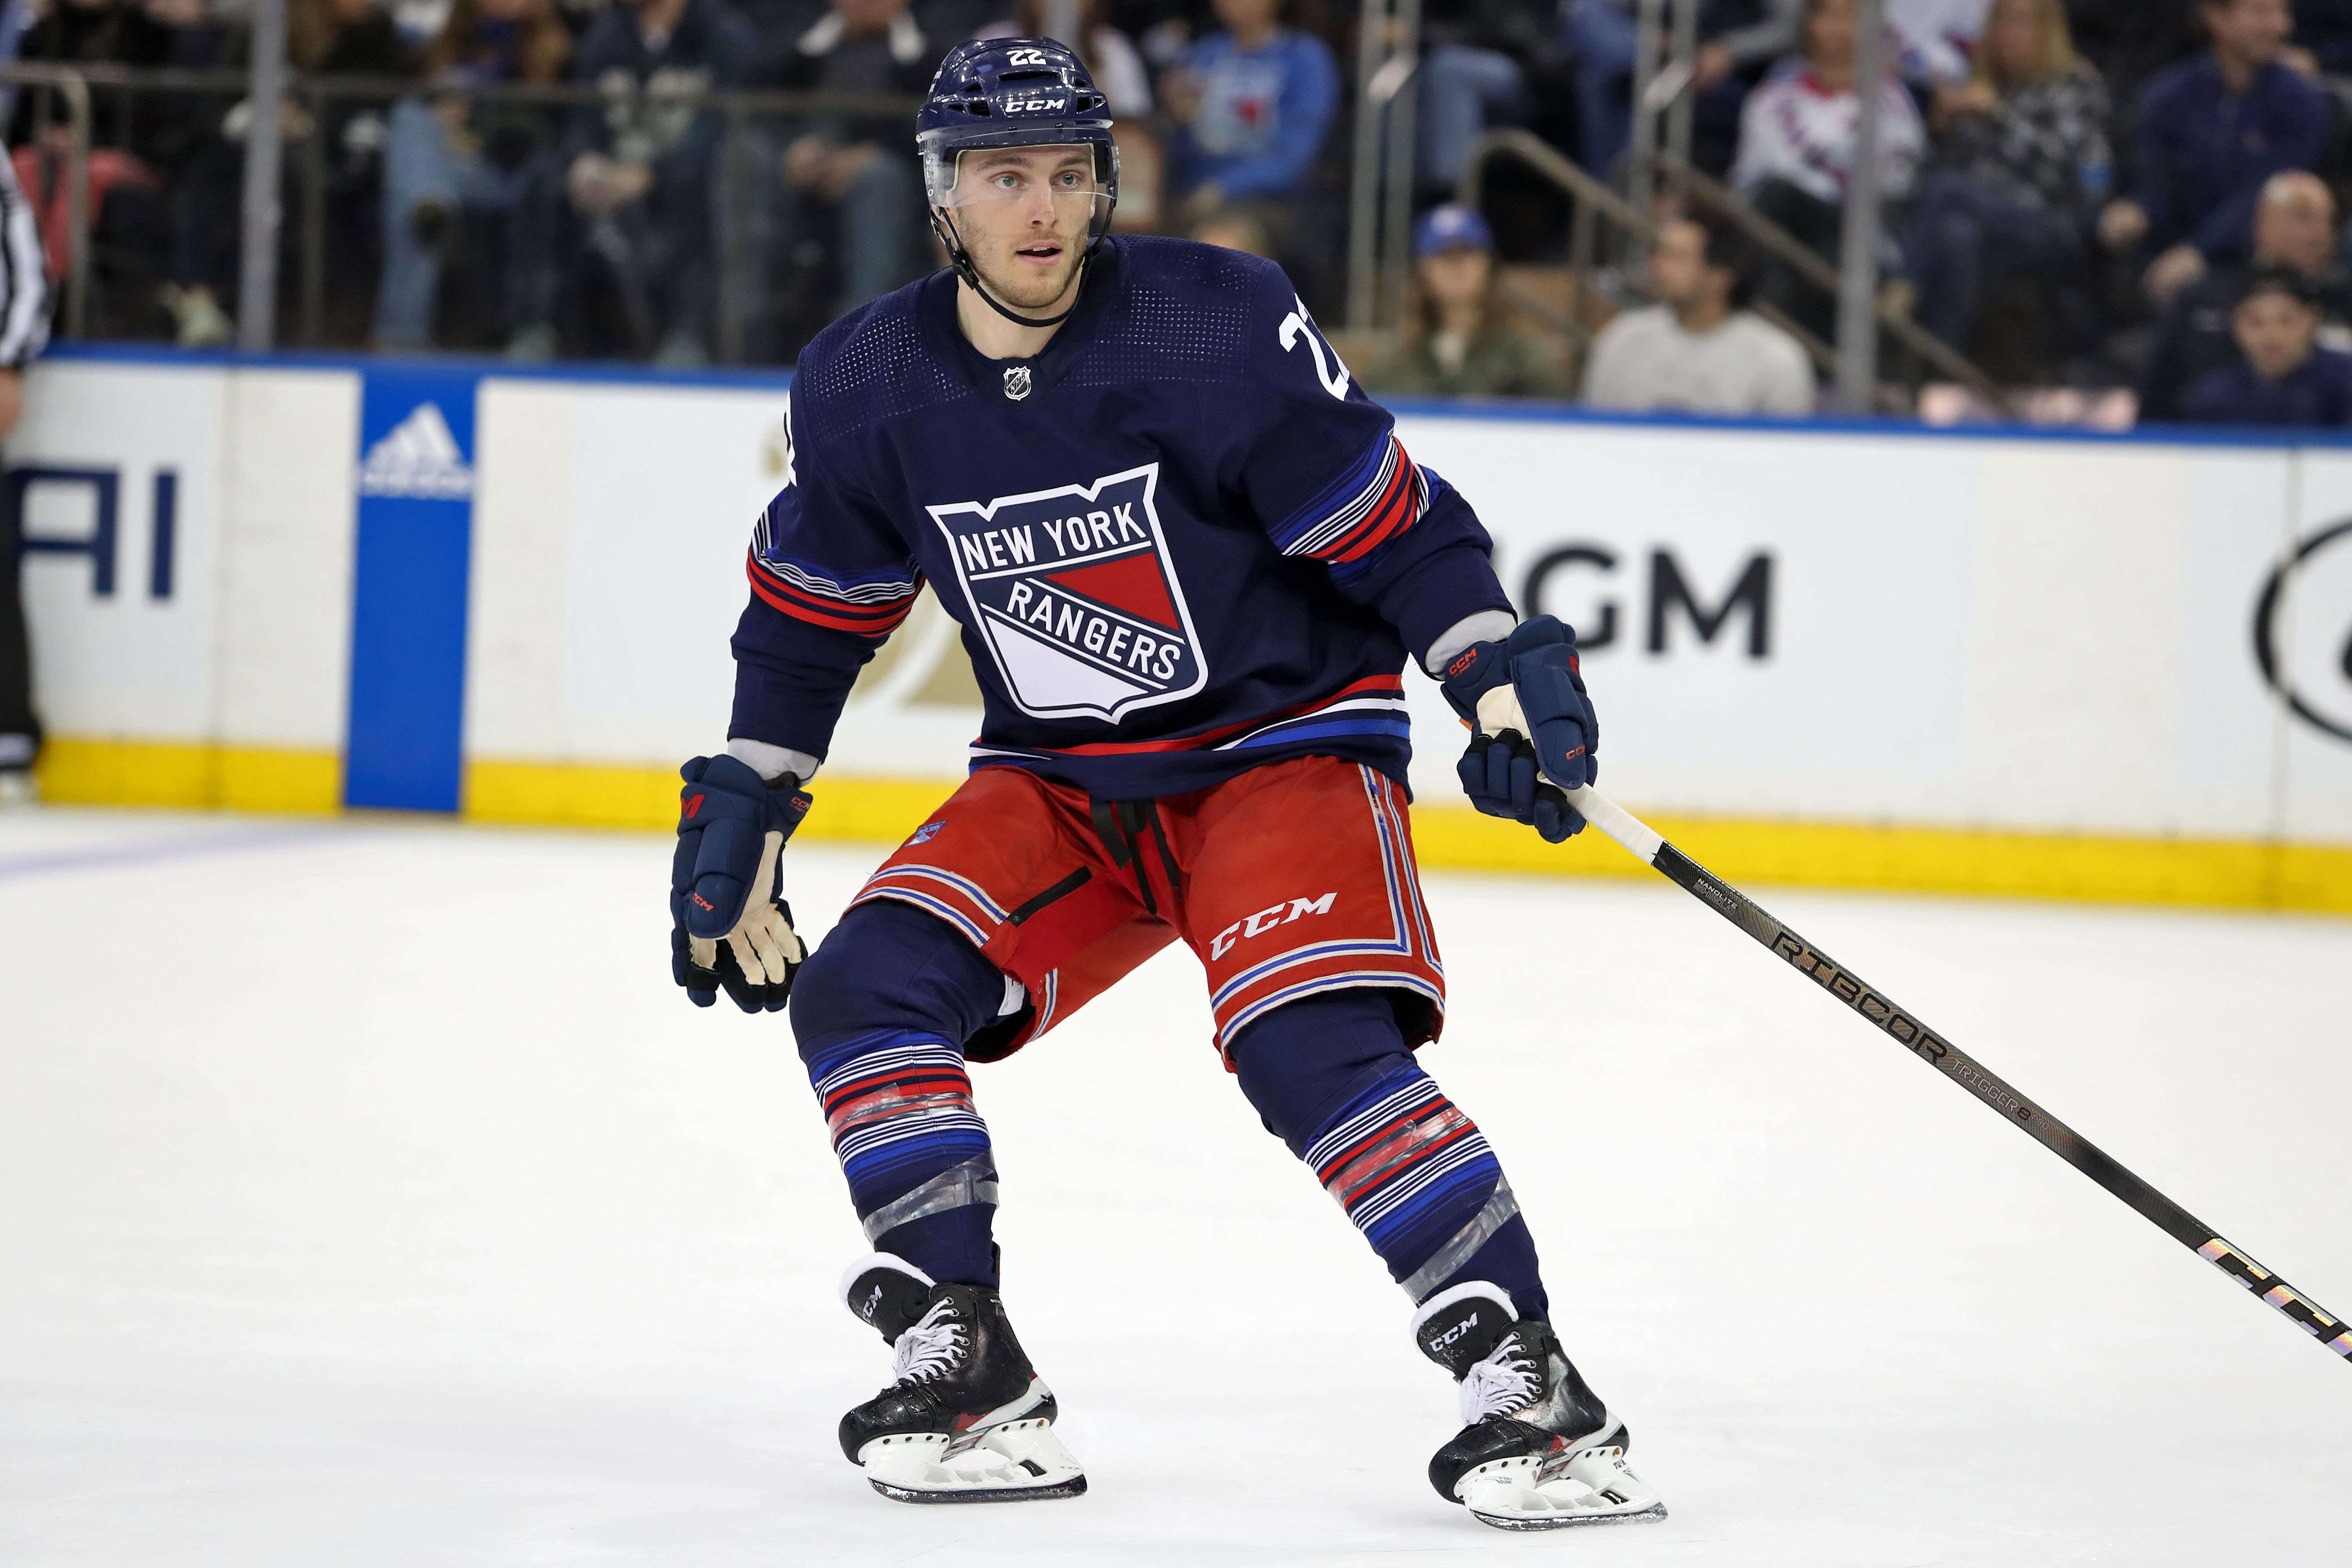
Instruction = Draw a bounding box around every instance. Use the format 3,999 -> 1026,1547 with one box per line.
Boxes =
358,402 -> 475,500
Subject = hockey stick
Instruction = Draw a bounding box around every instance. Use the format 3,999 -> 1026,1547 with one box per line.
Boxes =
1561,784 -> 2352,1367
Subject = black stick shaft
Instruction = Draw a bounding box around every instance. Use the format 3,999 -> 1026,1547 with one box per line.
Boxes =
1564,787 -> 2352,1366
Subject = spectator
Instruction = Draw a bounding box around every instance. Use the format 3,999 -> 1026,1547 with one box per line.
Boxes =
14,0 -> 228,143
1572,0 -> 1871,182
374,0 -> 571,350
1581,208 -> 1816,413
47,0 -> 244,345
1415,0 -> 1540,195
749,0 -> 944,336
1561,0 -> 1639,178
0,154 -> 48,807
1687,0 -> 1806,176
1730,0 -> 1924,335
297,0 -> 417,338
8,129 -> 159,315
2141,169 -> 2348,419
7,0 -> 182,339
2182,263 -> 2352,424
1898,0 -> 2107,351
2098,0 -> 2326,307
1362,204 -> 1571,399
1162,0 -> 1338,234
164,0 -> 417,345
509,0 -> 752,363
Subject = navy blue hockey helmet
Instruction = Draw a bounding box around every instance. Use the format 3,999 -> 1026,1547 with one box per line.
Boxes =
918,36 -> 1120,290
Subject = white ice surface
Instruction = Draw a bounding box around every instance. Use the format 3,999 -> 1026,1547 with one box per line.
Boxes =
3,808 -> 2349,1566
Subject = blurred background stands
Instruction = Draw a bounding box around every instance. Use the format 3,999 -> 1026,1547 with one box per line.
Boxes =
10,0 -> 2352,433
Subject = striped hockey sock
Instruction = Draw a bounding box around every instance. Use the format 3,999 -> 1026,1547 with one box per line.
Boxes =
806,1030 -> 1000,1285
1304,1059 -> 1547,1315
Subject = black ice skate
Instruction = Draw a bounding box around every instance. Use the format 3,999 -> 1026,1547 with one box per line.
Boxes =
835,1253 -> 1086,1504
1411,1282 -> 1666,1530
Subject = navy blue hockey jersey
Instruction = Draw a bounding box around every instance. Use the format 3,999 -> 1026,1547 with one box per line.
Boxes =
728,235 -> 1515,800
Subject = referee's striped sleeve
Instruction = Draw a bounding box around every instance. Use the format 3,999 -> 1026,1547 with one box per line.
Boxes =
0,152 -> 50,368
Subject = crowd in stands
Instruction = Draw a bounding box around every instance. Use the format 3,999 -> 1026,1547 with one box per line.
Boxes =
14,0 -> 2352,427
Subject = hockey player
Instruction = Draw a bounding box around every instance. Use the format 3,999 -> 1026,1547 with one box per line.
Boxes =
668,38 -> 1665,1530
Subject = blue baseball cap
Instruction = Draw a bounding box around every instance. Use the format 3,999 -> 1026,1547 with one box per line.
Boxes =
1414,204 -> 1493,259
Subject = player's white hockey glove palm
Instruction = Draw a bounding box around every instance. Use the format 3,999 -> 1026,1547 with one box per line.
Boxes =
670,754 -> 812,1013
1438,616 -> 1598,845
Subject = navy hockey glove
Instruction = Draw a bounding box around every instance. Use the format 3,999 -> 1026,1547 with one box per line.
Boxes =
670,754 -> 813,1013
1438,616 -> 1599,844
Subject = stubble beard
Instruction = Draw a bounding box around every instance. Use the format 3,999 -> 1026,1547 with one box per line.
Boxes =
974,235 -> 1086,313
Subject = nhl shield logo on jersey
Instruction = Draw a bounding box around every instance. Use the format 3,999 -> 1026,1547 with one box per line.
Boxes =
928,463 -> 1209,723
1002,365 -> 1032,401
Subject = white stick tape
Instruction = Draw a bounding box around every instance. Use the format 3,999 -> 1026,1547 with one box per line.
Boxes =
1565,786 -> 1665,863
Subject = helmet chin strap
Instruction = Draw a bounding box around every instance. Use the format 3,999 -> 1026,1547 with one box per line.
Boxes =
933,207 -> 1094,330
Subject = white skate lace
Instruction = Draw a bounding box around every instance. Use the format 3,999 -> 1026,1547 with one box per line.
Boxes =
889,1298 -> 967,1385
1458,1332 -> 1542,1424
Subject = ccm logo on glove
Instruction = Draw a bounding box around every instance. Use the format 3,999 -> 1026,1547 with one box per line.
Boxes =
669,753 -> 813,1013
1438,615 -> 1600,845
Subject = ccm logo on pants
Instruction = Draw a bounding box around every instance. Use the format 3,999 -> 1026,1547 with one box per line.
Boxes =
1211,893 -> 1337,960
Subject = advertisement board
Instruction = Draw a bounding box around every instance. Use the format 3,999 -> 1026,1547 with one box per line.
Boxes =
13,348 -> 2351,907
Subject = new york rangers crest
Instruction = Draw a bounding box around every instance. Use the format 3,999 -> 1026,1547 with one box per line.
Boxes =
928,463 -> 1209,722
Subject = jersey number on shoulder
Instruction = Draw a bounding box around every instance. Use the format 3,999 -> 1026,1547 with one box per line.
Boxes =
1278,295 -> 1351,401
774,390 -> 798,490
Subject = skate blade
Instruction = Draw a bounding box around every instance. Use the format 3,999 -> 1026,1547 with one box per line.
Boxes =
1458,1453 -> 1668,1531
869,1474 -> 1088,1505
859,1419 -> 1087,1505
1470,1498 -> 1666,1531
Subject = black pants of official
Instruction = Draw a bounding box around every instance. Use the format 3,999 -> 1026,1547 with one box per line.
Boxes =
0,472 -> 39,769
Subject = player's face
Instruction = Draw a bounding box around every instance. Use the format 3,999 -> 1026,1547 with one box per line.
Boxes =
948,145 -> 1101,310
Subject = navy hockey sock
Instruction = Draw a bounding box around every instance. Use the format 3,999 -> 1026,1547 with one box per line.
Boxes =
1229,990 -> 1548,1319
793,901 -> 1013,1287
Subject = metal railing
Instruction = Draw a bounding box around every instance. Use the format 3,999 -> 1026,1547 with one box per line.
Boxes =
1453,129 -> 1853,406
29,47 -> 1999,399
0,64 -> 94,339
7,59 -> 919,361
1346,0 -> 1951,411
1646,150 -> 2013,414
1348,0 -> 1421,333
1624,0 -> 1899,410
285,73 -> 920,361
1449,129 -> 2012,416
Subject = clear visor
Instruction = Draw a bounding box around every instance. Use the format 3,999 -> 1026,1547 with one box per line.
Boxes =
925,144 -> 1116,216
